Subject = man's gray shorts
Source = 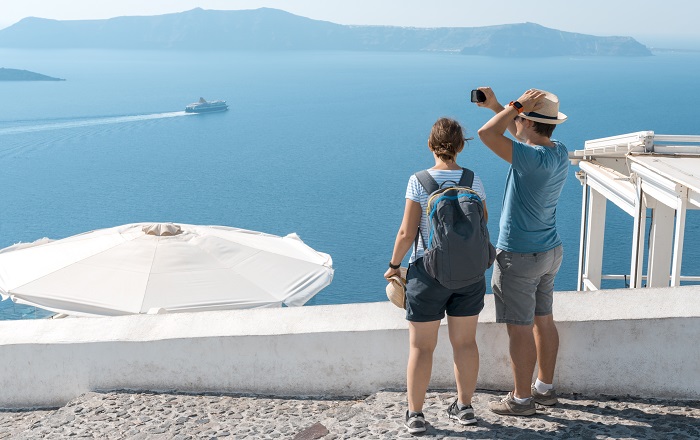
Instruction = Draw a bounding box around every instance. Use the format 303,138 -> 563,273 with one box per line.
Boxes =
491,245 -> 563,325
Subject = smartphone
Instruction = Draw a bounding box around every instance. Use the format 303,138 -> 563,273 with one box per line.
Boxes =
470,89 -> 486,103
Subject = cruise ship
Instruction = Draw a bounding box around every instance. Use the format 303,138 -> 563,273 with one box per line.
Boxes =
185,97 -> 228,113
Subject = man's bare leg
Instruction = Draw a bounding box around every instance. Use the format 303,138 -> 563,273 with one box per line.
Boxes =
506,323 -> 537,399
533,314 -> 559,384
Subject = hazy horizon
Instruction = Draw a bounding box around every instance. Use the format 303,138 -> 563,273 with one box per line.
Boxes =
2,1 -> 700,50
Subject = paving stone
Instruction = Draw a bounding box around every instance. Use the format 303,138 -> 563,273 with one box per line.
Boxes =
1,389 -> 698,438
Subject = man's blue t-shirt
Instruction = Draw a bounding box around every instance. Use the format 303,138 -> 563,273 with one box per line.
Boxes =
497,139 -> 569,253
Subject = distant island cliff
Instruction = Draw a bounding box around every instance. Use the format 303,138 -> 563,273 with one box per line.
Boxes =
0,67 -> 64,81
0,8 -> 651,57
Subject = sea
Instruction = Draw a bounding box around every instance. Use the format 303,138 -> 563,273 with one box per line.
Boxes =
1,49 -> 699,320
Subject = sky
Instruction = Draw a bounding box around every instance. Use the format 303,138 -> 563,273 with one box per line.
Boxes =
1,0 -> 698,49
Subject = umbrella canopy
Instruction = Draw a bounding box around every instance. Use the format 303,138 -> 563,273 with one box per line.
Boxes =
0,223 -> 333,317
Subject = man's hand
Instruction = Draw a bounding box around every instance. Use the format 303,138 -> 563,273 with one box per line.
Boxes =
516,89 -> 547,114
476,87 -> 502,112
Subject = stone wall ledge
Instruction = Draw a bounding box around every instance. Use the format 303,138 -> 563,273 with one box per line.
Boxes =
1,285 -> 698,408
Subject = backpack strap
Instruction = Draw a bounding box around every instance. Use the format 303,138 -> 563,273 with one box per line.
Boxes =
413,228 -> 424,256
413,170 -> 438,253
418,168 -> 474,190
415,170 -> 439,194
458,168 -> 475,188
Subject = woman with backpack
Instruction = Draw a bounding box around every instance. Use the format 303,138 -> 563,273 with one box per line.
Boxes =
384,117 -> 490,434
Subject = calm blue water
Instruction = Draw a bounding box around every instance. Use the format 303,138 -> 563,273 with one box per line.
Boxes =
1,49 -> 699,319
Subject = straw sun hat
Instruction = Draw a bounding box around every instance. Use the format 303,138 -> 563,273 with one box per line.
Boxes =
386,267 -> 408,309
520,90 -> 567,125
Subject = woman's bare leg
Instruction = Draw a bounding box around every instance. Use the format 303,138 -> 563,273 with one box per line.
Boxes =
407,320 -> 441,412
447,315 -> 480,404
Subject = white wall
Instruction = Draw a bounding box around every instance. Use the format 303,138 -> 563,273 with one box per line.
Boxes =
1,286 -> 698,409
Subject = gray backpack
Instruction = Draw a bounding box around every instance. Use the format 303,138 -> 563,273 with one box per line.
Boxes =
415,168 -> 496,289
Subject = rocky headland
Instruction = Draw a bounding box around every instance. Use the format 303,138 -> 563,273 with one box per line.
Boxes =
0,67 -> 64,81
0,8 -> 651,57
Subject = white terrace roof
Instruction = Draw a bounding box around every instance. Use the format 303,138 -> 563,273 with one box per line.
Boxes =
629,154 -> 700,210
570,131 -> 700,291
571,131 -> 700,159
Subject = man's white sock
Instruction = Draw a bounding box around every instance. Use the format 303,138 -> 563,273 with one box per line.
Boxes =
534,378 -> 553,394
513,395 -> 531,404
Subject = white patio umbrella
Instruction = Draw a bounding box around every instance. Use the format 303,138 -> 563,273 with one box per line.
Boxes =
0,223 -> 333,317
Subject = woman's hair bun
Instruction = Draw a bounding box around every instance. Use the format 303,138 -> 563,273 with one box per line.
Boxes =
429,118 -> 466,162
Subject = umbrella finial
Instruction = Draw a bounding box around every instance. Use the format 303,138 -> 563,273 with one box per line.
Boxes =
142,223 -> 182,236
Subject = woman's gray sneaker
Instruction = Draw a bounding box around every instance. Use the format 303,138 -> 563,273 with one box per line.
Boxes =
531,384 -> 558,406
404,410 -> 426,434
488,392 -> 536,416
447,400 -> 477,425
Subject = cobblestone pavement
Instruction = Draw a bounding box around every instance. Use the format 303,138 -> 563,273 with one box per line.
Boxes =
1,389 -> 698,439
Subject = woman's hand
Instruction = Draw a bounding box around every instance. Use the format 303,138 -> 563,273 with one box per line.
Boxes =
384,267 -> 400,280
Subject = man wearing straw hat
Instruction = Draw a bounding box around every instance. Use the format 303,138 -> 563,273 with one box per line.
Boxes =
476,88 -> 568,416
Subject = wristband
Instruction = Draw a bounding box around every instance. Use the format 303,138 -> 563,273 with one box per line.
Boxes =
389,261 -> 401,270
509,101 -> 524,114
